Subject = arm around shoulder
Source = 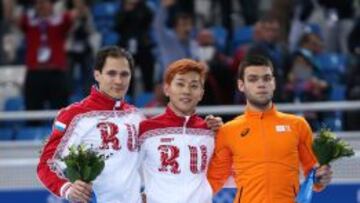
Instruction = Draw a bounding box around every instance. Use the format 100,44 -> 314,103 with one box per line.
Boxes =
207,127 -> 232,194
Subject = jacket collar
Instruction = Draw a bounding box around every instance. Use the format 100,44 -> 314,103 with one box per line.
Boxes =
164,105 -> 197,122
244,104 -> 277,119
87,85 -> 126,110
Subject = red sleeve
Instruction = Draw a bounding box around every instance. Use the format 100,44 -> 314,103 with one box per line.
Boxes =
36,107 -> 76,197
61,12 -> 74,34
19,14 -> 28,32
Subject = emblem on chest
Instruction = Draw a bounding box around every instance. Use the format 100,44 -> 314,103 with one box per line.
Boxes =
97,122 -> 120,150
96,121 -> 138,152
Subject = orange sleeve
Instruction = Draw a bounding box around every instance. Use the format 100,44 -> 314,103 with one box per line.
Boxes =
207,127 -> 233,194
298,117 -> 317,177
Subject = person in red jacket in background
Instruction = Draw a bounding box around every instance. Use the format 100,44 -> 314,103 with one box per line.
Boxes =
18,0 -> 74,124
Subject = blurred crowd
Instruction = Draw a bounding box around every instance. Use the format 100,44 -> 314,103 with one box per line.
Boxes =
0,0 -> 359,130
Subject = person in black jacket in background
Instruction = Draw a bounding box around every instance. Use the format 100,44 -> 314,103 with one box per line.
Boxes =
115,0 -> 155,96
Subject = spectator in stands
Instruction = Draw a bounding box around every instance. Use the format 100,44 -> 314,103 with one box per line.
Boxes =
208,0 -> 259,53
284,32 -> 329,129
247,15 -> 289,102
344,18 -> 360,130
318,0 -> 355,54
115,0 -> 156,95
0,0 -> 16,65
66,0 -> 96,97
17,0 -> 74,122
153,0 -> 200,82
284,32 -> 328,103
196,29 -> 234,105
0,0 -> 5,64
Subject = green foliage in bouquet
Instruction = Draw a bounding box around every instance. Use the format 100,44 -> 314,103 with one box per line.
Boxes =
62,145 -> 105,183
312,128 -> 355,165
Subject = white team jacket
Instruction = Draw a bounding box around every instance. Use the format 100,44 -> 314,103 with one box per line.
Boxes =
37,87 -> 145,203
139,107 -> 215,203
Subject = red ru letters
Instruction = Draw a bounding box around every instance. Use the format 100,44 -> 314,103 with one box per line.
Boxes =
188,145 -> 207,174
157,144 -> 208,174
125,123 -> 139,152
97,122 -> 121,150
158,145 -> 181,174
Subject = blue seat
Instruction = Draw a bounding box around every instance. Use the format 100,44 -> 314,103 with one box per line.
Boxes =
316,53 -> 347,83
233,26 -> 253,48
330,84 -> 346,101
4,96 -> 24,111
135,92 -> 155,107
0,128 -> 14,140
210,26 -> 228,52
323,114 -> 343,131
102,31 -> 120,46
92,2 -> 119,18
3,96 -> 25,128
15,127 -> 52,140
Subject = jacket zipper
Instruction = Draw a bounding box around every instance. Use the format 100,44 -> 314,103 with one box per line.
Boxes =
260,113 -> 271,203
114,100 -> 121,110
183,116 -> 190,135
238,187 -> 243,203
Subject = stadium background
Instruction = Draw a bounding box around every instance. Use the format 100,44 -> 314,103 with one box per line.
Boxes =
0,0 -> 359,202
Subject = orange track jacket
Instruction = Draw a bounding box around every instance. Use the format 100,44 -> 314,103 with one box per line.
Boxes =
207,105 -> 320,203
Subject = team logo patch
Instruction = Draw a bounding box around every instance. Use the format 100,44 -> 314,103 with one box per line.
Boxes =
240,128 -> 250,137
275,125 -> 291,132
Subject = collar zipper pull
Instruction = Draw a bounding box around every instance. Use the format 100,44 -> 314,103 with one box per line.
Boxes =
114,100 -> 121,110
183,116 -> 190,134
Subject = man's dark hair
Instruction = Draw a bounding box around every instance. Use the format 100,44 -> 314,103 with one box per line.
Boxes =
258,13 -> 279,24
238,55 -> 274,79
94,46 -> 135,72
298,32 -> 320,47
174,12 -> 193,26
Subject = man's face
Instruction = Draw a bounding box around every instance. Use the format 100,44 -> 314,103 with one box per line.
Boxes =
238,66 -> 275,108
307,34 -> 323,54
175,18 -> 193,41
94,57 -> 131,100
164,71 -> 204,116
36,0 -> 53,17
262,21 -> 280,43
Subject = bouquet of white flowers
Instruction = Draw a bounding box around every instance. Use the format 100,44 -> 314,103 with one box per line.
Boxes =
62,145 -> 105,183
296,128 -> 354,203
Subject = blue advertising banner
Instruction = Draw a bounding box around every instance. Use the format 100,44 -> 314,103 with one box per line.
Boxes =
0,183 -> 359,203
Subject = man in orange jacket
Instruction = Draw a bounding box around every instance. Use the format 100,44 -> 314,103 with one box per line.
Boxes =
207,55 -> 333,203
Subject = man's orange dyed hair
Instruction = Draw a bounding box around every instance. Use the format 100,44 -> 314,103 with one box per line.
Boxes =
164,59 -> 207,85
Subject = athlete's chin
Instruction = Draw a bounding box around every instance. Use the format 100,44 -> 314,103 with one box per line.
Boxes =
250,99 -> 271,108
110,92 -> 125,100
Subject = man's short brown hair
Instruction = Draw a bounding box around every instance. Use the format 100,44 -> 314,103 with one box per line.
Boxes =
238,55 -> 274,79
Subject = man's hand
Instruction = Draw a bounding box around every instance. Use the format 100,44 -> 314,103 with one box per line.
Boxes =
205,115 -> 223,131
315,165 -> 333,187
67,180 -> 93,203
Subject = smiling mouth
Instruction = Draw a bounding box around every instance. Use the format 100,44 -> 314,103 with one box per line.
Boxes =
113,88 -> 125,92
180,98 -> 192,103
